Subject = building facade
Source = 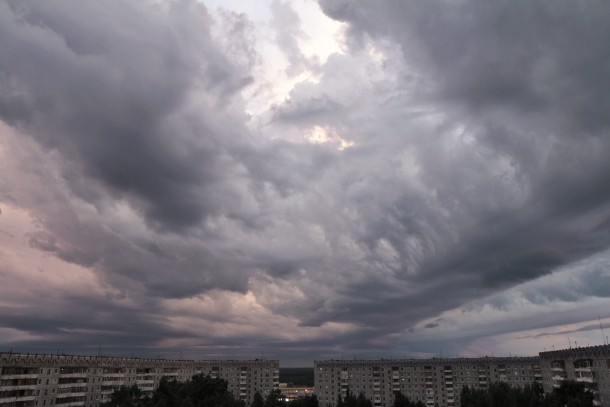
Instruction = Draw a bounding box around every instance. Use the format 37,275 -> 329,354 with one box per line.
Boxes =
315,357 -> 541,407
539,344 -> 610,407
0,353 -> 279,407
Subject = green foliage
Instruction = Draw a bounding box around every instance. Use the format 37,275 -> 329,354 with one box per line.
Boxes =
250,389 -> 318,407
102,384 -> 144,407
542,381 -> 594,407
392,391 -> 426,407
265,389 -> 287,407
335,389 -> 372,407
105,373 -> 245,407
459,381 -> 593,407
286,395 -> 319,407
251,392 -> 265,407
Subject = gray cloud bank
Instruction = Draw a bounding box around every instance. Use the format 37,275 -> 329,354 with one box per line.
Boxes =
2,0 -> 610,362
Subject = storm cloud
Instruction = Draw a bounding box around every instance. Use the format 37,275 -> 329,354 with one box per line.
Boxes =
2,0 -> 610,364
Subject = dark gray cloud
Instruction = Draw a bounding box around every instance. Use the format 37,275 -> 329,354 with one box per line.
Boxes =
2,0 -> 610,364
0,0 -> 253,231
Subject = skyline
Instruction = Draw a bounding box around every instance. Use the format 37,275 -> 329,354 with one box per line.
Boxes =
2,0 -> 610,367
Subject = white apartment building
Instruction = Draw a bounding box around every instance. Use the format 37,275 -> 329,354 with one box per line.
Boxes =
539,344 -> 610,407
0,353 -> 279,407
315,357 -> 541,407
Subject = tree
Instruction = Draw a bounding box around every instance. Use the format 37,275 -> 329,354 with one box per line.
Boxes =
355,393 -> 372,407
102,384 -> 144,407
460,380 -> 593,407
393,392 -> 411,407
265,388 -> 287,407
286,395 -> 319,407
543,381 -> 594,407
106,374 -> 244,407
251,392 -> 265,407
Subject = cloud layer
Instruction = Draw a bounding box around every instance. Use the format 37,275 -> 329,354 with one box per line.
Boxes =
2,0 -> 610,364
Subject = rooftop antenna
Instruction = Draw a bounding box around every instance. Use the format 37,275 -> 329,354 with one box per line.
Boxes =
568,337 -> 572,348
599,314 -> 607,345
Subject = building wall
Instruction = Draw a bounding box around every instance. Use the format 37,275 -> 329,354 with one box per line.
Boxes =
540,344 -> 610,407
315,357 -> 541,407
0,353 -> 279,407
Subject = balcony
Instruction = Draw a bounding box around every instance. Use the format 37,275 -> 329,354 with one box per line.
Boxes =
58,382 -> 87,388
58,373 -> 87,378
0,395 -> 36,403
56,392 -> 86,398
55,402 -> 85,407
0,375 -> 38,380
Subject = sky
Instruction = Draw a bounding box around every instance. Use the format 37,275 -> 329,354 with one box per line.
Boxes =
1,0 -> 610,367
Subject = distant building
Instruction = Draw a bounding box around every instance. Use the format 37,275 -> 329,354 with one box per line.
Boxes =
0,353 -> 278,407
278,383 -> 315,402
314,357 -> 541,407
539,344 -> 610,406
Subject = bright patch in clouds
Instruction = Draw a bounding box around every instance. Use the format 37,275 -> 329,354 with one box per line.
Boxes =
305,125 -> 354,150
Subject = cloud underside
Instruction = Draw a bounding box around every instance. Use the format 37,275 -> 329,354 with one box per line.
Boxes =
2,0 -> 610,361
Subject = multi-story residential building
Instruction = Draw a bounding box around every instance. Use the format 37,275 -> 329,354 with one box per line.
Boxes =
0,353 -> 279,407
540,344 -> 610,407
315,357 -> 541,407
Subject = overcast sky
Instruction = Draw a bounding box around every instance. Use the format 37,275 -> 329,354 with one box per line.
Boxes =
2,0 -> 610,367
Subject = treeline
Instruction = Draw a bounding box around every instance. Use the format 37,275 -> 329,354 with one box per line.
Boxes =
102,374 -> 319,407
102,374 -> 244,407
251,389 -> 319,407
104,375 -> 594,407
460,381 -> 594,407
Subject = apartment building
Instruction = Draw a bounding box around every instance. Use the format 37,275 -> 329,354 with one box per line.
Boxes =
0,353 -> 279,407
315,357 -> 541,407
539,344 -> 610,407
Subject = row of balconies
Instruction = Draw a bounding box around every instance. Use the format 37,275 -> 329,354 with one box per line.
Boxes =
54,391 -> 86,398
0,376 -> 38,381
0,387 -> 38,393
0,395 -> 36,403
55,396 -> 85,407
